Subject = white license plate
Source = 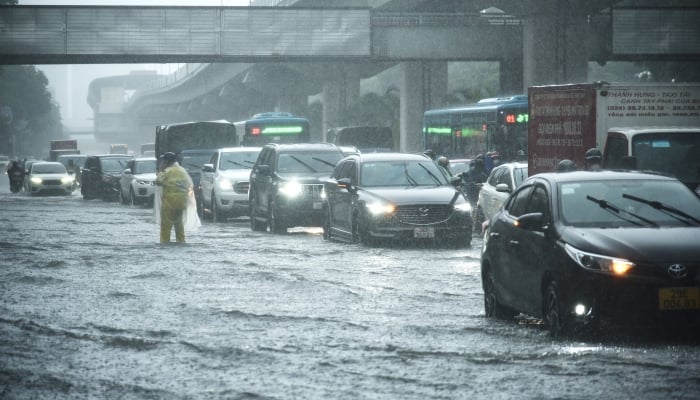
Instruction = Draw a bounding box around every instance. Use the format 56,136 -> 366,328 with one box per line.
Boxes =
313,201 -> 323,210
413,227 -> 435,238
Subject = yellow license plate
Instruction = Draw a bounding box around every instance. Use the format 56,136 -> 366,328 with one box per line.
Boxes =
658,287 -> 700,310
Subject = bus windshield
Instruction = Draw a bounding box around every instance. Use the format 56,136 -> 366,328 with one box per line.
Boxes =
236,112 -> 310,146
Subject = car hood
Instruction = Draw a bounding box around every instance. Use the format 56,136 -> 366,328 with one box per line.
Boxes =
219,169 -> 252,181
360,186 -> 463,206
133,173 -> 156,181
561,226 -> 700,262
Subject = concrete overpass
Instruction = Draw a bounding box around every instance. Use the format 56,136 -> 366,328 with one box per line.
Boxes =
2,1 -> 699,151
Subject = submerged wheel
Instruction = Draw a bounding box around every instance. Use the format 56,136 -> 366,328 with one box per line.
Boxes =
249,195 -> 267,231
544,281 -> 568,338
483,269 -> 517,319
322,207 -> 331,241
269,200 -> 287,234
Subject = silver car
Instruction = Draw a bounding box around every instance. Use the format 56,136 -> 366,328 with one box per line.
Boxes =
24,161 -> 75,195
200,147 -> 261,222
475,162 -> 528,228
119,157 -> 157,206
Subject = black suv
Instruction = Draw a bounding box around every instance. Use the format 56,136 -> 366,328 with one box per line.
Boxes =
81,154 -> 133,200
249,143 -> 344,233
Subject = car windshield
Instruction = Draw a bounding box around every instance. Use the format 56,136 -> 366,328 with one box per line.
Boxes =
181,152 -> 214,173
101,157 -> 131,172
32,163 -> 66,174
134,159 -> 157,174
559,179 -> 700,228
219,151 -> 259,170
276,151 -> 342,174
361,160 -> 450,187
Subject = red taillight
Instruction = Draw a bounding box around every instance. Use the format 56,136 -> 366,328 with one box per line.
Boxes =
455,130 -> 462,138
505,114 -> 516,124
251,127 -> 261,136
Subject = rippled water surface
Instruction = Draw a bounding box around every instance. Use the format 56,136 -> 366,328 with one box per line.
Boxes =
1,181 -> 699,399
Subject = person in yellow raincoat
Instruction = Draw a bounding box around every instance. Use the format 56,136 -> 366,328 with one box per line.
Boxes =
156,152 -> 193,243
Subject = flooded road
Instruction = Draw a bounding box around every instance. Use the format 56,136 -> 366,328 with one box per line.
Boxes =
1,179 -> 699,399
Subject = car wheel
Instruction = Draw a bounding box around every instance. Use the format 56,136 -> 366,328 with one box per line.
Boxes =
130,187 -> 138,206
212,193 -> 223,223
268,200 -> 287,234
249,196 -> 267,231
483,268 -> 517,319
352,212 -> 373,246
544,281 -> 569,338
322,206 -> 331,241
474,206 -> 485,233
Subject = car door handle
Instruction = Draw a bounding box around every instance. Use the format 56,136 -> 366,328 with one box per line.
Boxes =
509,240 -> 519,245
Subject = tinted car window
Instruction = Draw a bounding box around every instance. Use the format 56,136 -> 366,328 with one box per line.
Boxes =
219,151 -> 258,170
360,160 -> 448,187
513,167 -> 528,188
496,167 -> 513,188
525,186 -> 549,216
506,185 -> 533,217
487,167 -> 504,186
134,159 -> 157,174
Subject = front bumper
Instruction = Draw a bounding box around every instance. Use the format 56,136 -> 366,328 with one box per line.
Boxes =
366,207 -> 473,242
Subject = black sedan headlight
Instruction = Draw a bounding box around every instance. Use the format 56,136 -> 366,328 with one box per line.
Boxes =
564,243 -> 634,276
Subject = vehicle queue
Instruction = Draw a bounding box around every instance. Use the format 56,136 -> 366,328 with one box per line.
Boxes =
5,106 -> 700,340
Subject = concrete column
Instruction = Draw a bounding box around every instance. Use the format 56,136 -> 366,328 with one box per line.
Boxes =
500,56 -> 524,95
320,64 -> 361,143
522,1 -> 589,89
399,61 -> 447,153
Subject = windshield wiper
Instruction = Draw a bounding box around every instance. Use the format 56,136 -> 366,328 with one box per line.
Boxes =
586,195 -> 658,227
417,163 -> 443,186
226,160 -> 252,169
311,157 -> 337,168
623,193 -> 700,226
402,163 -> 418,186
288,155 -> 317,172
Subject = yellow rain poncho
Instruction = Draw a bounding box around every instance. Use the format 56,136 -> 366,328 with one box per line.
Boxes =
155,162 -> 195,243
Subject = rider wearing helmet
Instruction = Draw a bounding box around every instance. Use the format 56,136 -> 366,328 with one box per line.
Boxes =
556,159 -> 577,172
584,148 -> 603,171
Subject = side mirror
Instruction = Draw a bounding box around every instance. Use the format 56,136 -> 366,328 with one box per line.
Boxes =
514,212 -> 544,231
202,163 -> 214,173
495,183 -> 511,193
337,177 -> 356,193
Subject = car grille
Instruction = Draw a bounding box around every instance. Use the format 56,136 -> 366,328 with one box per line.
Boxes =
43,180 -> 62,185
396,204 -> 452,225
302,184 -> 324,201
234,181 -> 250,194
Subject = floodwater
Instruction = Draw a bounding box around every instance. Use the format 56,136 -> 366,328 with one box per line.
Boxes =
1,178 -> 699,399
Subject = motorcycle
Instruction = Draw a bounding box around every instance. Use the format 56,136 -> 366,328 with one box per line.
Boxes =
8,170 -> 24,193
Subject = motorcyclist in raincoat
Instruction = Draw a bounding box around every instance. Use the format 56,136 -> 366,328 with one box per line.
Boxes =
156,152 -> 193,243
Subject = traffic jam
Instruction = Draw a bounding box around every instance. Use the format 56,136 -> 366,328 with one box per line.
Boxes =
6,82 -> 700,340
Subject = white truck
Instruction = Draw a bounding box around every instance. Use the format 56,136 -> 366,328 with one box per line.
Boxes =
528,82 -> 700,192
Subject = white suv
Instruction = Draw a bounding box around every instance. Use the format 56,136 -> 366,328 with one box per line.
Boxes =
475,162 -> 528,228
200,147 -> 261,222
119,157 -> 157,206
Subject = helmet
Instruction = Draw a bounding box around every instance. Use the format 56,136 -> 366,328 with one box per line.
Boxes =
437,156 -> 449,168
585,148 -> 602,161
556,159 -> 577,172
163,152 -> 177,163
423,149 -> 435,160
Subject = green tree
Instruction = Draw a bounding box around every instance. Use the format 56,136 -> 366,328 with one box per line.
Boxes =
0,66 -> 62,157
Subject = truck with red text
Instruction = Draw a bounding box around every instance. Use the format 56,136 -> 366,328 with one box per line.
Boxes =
528,82 -> 700,192
49,139 -> 80,161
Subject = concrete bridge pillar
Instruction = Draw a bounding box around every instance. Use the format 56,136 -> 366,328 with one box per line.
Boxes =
321,64 -> 361,142
399,61 -> 447,153
522,1 -> 589,89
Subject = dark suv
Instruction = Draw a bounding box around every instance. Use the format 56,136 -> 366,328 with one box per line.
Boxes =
81,154 -> 133,200
249,143 -> 344,233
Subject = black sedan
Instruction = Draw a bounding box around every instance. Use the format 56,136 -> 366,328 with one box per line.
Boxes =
323,153 -> 473,247
481,170 -> 700,337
